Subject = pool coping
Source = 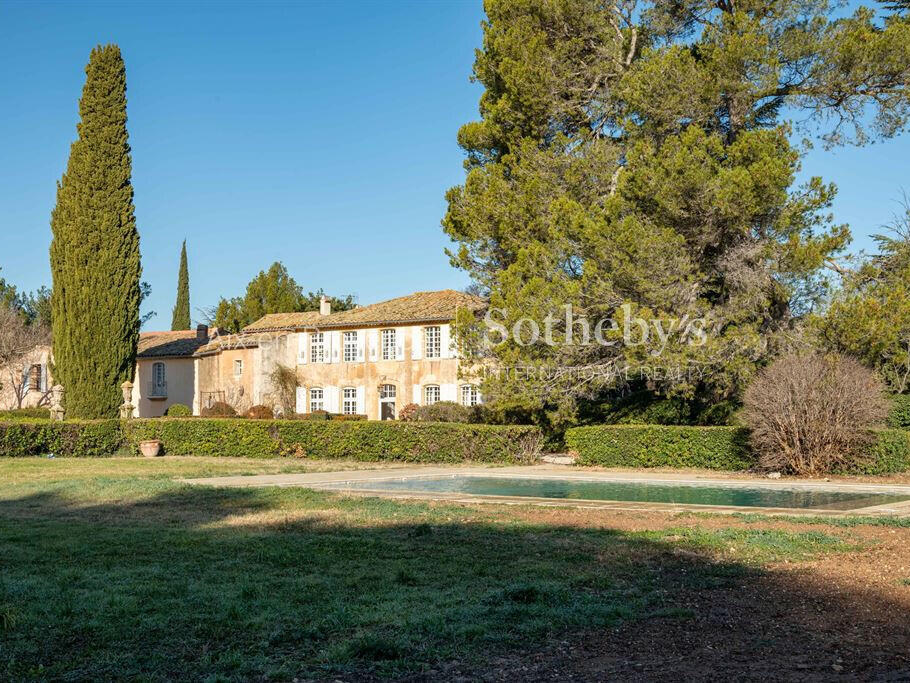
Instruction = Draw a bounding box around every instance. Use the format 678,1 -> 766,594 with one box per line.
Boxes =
182,465 -> 910,517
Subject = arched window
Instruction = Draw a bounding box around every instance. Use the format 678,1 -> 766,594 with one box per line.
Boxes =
309,387 -> 324,413
151,362 -> 166,397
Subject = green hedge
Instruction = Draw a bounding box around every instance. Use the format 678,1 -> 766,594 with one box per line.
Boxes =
0,420 -> 123,457
122,418 -> 541,463
566,424 -> 910,474
566,425 -> 754,470
839,429 -> 910,475
887,395 -> 910,429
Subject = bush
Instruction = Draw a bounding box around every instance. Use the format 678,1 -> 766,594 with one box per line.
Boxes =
414,401 -> 471,423
296,410 -> 331,421
743,353 -> 888,474
331,414 -> 367,421
566,425 -> 754,470
398,403 -> 419,422
0,407 -> 52,421
165,404 -> 192,417
840,429 -> 910,475
122,418 -> 542,462
0,420 -> 123,457
887,394 -> 910,429
200,402 -> 237,418
245,405 -> 274,420
601,393 -> 693,425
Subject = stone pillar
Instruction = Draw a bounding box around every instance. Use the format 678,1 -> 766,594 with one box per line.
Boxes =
120,381 -> 135,419
49,385 -> 65,422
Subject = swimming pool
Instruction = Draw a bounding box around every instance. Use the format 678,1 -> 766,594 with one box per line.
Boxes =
332,475 -> 910,511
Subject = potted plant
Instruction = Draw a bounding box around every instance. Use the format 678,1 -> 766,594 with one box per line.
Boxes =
138,439 -> 162,457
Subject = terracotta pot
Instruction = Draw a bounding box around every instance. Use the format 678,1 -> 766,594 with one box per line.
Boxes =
139,440 -> 162,457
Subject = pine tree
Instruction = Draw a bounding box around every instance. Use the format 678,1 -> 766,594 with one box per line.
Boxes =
171,240 -> 190,330
49,45 -> 142,419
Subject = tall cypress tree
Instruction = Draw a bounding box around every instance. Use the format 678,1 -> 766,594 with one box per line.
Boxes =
49,45 -> 142,419
170,240 -> 190,330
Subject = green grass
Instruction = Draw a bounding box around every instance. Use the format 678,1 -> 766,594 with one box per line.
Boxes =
0,457 -> 858,680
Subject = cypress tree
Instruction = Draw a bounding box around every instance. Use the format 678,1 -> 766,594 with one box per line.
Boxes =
49,45 -> 142,419
170,240 -> 190,330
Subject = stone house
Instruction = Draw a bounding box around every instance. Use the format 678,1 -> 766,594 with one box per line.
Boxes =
0,345 -> 52,410
131,326 -> 212,417
193,290 -> 486,419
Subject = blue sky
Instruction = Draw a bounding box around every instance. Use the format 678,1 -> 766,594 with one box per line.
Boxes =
1,1 -> 908,329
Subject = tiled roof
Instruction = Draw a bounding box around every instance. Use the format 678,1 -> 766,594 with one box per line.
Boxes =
242,310 -> 324,332
137,330 -> 209,358
195,333 -> 264,357
242,290 -> 486,332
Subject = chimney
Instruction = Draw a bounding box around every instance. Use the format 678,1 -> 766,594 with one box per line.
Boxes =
196,324 -> 208,340
319,295 -> 331,316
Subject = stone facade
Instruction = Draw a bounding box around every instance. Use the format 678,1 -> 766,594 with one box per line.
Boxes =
193,290 -> 486,419
0,345 -> 52,411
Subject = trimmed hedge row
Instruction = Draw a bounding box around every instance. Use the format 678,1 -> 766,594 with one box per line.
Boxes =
0,420 -> 123,457
566,425 -> 753,470
122,418 -> 541,463
565,424 -> 910,474
1,418 -> 542,462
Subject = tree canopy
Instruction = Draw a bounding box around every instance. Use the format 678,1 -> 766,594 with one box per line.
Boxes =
212,262 -> 355,333
445,0 -> 910,417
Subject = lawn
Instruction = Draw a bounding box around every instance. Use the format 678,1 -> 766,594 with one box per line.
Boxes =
0,457 -> 906,680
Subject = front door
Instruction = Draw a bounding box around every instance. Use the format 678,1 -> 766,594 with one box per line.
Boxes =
380,384 -> 396,420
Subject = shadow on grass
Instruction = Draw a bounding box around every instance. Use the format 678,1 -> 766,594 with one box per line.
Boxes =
0,485 -> 908,681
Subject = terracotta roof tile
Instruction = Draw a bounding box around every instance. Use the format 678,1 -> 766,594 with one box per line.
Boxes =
242,290 -> 486,332
194,333 -> 264,356
137,330 -> 209,358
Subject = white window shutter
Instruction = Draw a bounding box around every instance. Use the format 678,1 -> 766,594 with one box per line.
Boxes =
295,386 -> 306,413
356,331 -> 365,361
412,384 -> 421,404
440,325 -> 452,359
441,383 -> 457,402
297,333 -> 307,364
332,332 -> 341,362
368,329 -> 379,361
356,386 -> 365,415
325,385 -> 338,412
396,329 -> 404,360
411,327 -> 422,360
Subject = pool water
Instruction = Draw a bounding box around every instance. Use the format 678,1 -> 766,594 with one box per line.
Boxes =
336,476 -> 910,511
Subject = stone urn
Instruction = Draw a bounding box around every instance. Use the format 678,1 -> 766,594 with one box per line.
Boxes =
139,439 -> 162,457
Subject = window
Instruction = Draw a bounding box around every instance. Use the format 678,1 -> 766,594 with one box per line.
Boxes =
342,387 -> 357,415
233,359 -> 243,377
309,387 -> 324,413
310,333 -> 325,363
424,326 -> 441,358
380,384 -> 396,400
381,328 -> 397,360
343,331 -> 359,362
461,385 -> 479,407
424,384 -> 440,405
26,364 -> 47,393
149,362 -> 167,397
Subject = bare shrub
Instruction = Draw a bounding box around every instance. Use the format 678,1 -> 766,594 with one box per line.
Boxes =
743,352 -> 888,474
268,364 -> 297,416
245,405 -> 274,419
398,403 -> 419,422
200,401 -> 237,418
